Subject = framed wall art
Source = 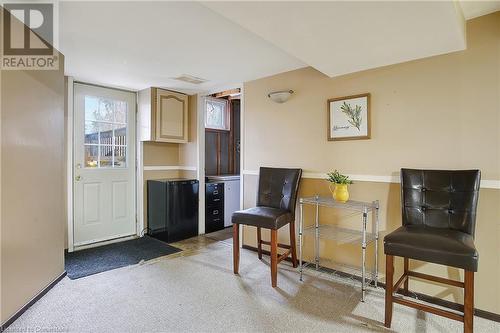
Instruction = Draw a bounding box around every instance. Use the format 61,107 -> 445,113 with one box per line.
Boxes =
328,93 -> 371,141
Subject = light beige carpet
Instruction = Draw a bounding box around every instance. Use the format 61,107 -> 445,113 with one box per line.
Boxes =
6,239 -> 499,333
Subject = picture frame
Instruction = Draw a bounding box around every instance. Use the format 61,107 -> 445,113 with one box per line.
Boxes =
327,93 -> 371,141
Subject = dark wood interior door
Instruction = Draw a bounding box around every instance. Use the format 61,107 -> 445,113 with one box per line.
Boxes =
205,99 -> 240,176
205,131 -> 218,175
232,100 -> 240,173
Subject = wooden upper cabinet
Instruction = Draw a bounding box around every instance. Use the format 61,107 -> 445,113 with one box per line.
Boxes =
138,87 -> 188,143
155,89 -> 188,143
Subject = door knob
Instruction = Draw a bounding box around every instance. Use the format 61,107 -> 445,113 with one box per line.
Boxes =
75,175 -> 82,181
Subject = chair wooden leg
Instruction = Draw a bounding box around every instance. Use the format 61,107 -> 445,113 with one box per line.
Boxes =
270,229 -> 278,287
289,221 -> 298,268
464,270 -> 474,333
257,227 -> 263,260
385,254 -> 394,328
404,257 -> 409,296
233,224 -> 239,275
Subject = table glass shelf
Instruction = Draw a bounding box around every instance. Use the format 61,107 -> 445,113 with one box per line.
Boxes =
300,196 -> 378,212
298,195 -> 380,302
302,224 -> 376,245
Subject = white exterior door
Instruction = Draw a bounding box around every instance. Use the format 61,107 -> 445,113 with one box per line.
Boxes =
73,83 -> 136,246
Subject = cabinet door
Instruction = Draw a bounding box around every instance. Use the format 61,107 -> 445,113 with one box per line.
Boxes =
224,180 -> 240,227
155,88 -> 188,143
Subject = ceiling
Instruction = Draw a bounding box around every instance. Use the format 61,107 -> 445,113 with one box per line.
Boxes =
59,1 -> 305,92
203,1 -> 467,78
59,1 -> 499,93
460,0 -> 500,19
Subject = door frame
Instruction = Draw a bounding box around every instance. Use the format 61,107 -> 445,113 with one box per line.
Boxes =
197,83 -> 244,244
66,79 -> 141,252
67,81 -> 245,250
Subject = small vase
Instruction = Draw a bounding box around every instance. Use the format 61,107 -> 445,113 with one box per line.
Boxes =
329,183 -> 349,203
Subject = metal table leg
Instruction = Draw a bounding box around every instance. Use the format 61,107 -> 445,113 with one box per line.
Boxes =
299,200 -> 304,281
314,196 -> 320,270
375,200 -> 379,288
361,208 -> 368,302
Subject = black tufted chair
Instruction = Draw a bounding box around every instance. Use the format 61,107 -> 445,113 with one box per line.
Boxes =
384,169 -> 480,333
232,167 -> 302,287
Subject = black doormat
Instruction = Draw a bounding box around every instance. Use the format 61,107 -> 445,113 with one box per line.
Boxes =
65,236 -> 181,279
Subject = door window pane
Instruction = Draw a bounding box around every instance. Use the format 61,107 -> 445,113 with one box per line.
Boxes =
99,122 -> 114,146
84,96 -> 128,168
85,145 -> 99,168
113,124 -> 127,147
100,145 -> 113,167
113,124 -> 127,168
114,147 -> 127,168
85,121 -> 99,144
85,96 -> 126,123
114,103 -> 127,124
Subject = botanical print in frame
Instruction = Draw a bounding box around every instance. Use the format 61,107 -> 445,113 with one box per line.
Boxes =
328,93 -> 371,141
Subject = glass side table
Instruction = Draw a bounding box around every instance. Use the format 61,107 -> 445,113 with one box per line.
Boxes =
298,195 -> 380,302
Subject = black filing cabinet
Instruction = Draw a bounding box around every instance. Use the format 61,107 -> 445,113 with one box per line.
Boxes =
147,179 -> 199,243
205,182 -> 224,233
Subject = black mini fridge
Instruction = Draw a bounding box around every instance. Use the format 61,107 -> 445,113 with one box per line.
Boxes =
147,179 -> 199,243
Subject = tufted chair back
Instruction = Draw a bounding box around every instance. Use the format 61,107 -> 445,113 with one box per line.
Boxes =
257,167 -> 302,216
401,168 -> 481,236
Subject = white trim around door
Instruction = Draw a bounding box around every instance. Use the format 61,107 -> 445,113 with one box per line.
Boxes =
66,77 -> 75,252
199,84 -> 244,245
238,85 -> 245,248
67,81 -> 140,251
196,93 -> 206,235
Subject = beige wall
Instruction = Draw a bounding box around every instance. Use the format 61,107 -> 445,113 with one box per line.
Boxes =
142,142 -> 179,227
1,15 -> 66,324
179,95 -> 198,166
143,142 -> 179,166
242,12 -> 500,314
244,12 -> 499,180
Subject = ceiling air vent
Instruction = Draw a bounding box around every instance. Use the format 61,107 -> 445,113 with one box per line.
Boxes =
172,74 -> 208,85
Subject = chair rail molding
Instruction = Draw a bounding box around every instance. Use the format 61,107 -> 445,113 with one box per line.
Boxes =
143,165 -> 197,171
242,170 -> 500,189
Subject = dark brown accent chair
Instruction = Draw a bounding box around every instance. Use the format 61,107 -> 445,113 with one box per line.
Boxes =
232,167 -> 302,287
384,169 -> 480,333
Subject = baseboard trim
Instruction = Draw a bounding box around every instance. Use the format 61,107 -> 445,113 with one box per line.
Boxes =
242,245 -> 500,323
1,271 -> 67,331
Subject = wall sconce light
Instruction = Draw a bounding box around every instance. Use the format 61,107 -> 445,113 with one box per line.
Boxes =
268,90 -> 294,103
